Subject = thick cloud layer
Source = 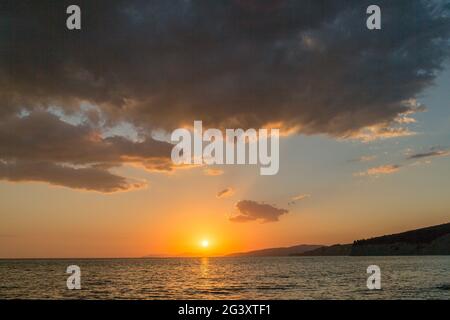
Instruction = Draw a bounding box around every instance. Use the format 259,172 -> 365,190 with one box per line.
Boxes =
0,160 -> 145,193
0,112 -> 173,166
1,0 -> 449,134
355,164 -> 401,176
0,112 -> 173,191
1,0 -> 449,191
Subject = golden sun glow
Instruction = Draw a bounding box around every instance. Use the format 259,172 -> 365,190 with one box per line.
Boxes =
201,239 -> 209,248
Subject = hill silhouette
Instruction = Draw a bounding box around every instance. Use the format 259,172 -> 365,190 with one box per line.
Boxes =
296,222 -> 450,256
226,244 -> 323,257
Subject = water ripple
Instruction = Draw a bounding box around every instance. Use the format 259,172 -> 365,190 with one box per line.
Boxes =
0,256 -> 449,299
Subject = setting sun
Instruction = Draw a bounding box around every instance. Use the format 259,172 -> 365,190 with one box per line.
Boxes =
201,240 -> 209,248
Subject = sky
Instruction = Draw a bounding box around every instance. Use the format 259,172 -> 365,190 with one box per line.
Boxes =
0,0 -> 449,258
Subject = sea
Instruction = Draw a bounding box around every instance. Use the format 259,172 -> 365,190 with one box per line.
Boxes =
0,256 -> 449,299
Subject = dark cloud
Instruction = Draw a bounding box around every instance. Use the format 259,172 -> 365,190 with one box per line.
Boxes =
230,200 -> 288,223
1,0 -> 449,137
288,193 -> 310,205
355,164 -> 401,176
354,147 -> 449,178
407,149 -> 450,159
0,111 -> 173,191
0,160 -> 145,193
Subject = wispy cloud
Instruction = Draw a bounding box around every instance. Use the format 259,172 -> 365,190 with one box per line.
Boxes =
288,194 -> 311,205
0,112 -> 172,192
204,168 -> 224,176
355,164 -> 401,177
216,187 -> 235,199
407,149 -> 450,160
355,147 -> 449,178
349,101 -> 426,142
1,0 -> 448,138
349,155 -> 377,163
0,160 -> 146,193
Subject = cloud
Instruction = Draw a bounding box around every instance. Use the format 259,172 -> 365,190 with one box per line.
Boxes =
0,111 -> 173,192
204,168 -> 224,176
349,123 -> 417,142
0,160 -> 145,193
349,155 -> 377,163
0,112 -> 173,169
230,200 -> 288,223
288,193 -> 310,205
355,164 -> 401,177
217,187 -> 235,198
291,194 -> 310,201
1,0 -> 449,140
407,149 -> 450,160
1,1 -> 450,190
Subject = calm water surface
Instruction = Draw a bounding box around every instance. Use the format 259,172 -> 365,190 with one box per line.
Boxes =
0,256 -> 449,299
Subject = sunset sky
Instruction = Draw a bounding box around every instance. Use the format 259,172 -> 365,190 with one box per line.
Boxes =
0,0 -> 449,258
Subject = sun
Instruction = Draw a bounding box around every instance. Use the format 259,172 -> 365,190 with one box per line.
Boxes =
201,239 -> 209,248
